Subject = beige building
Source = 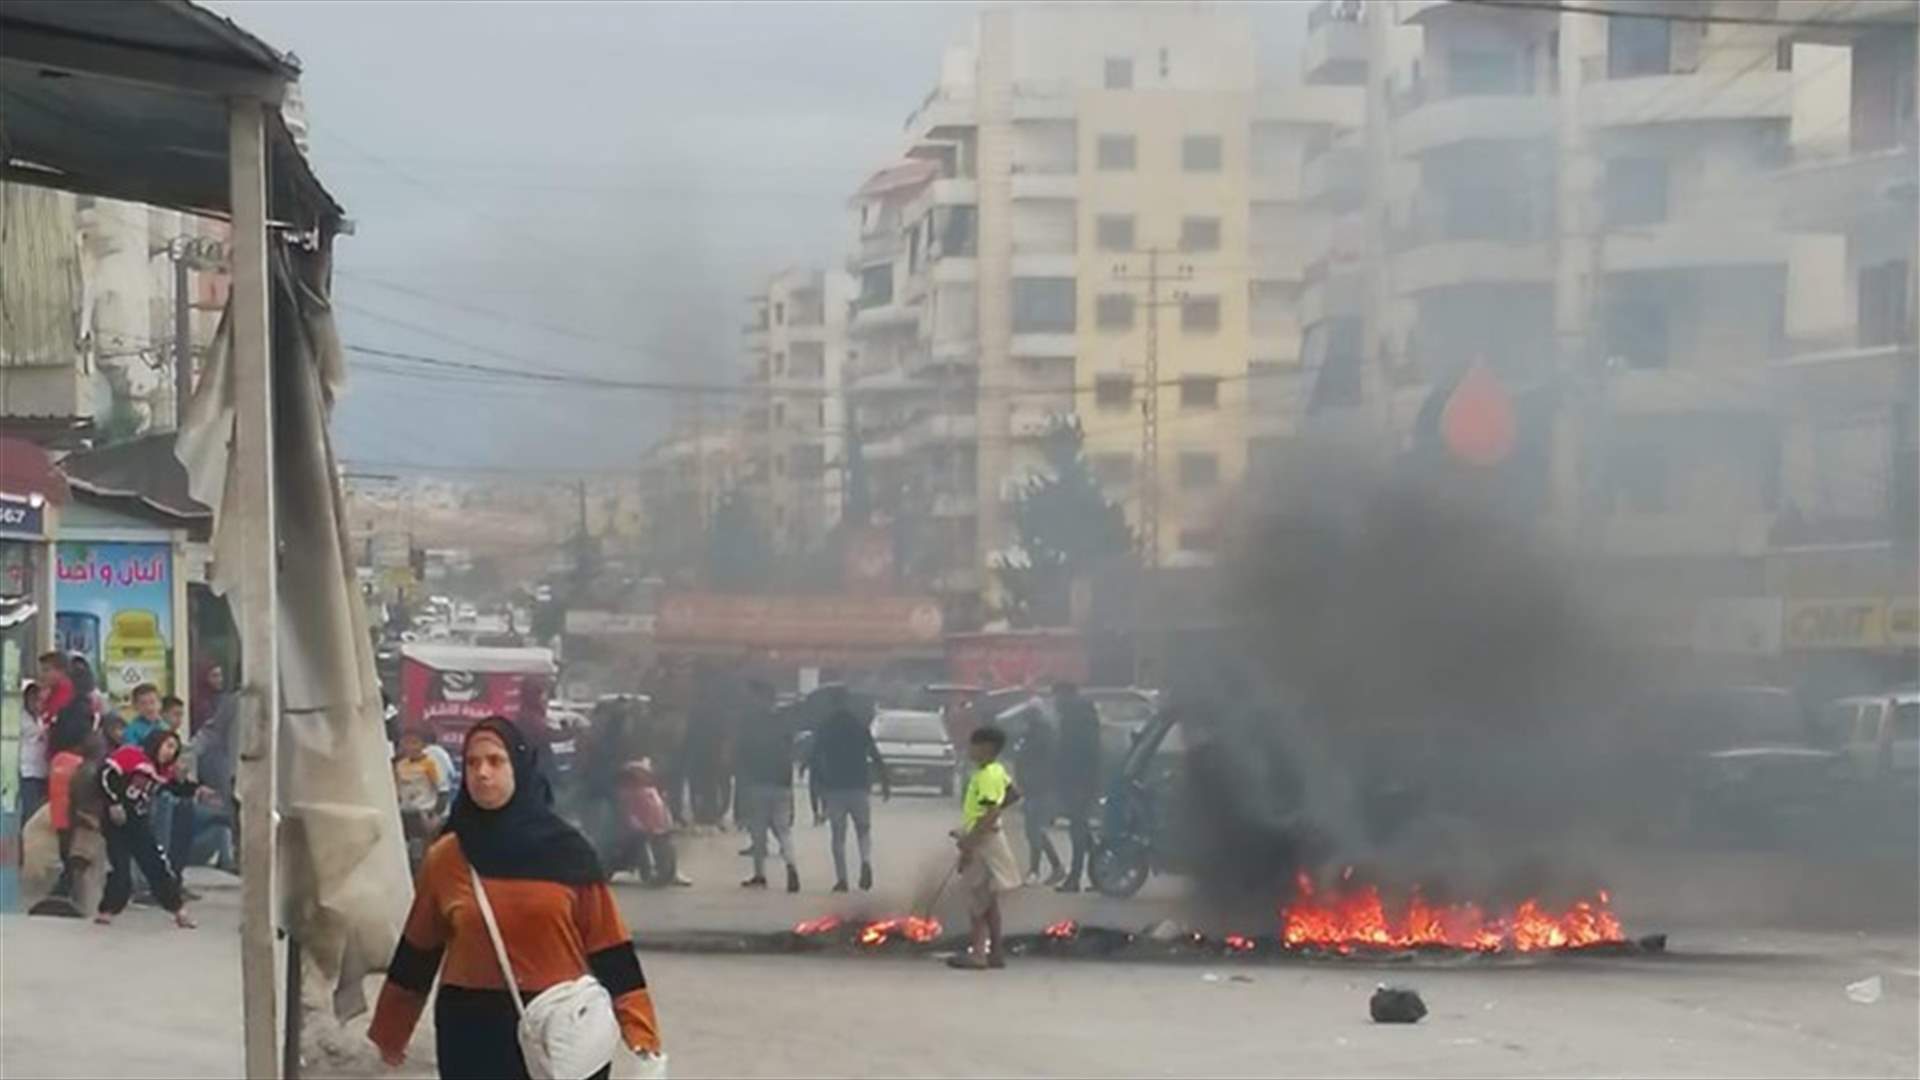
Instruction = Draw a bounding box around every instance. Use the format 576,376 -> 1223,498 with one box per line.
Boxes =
850,1 -> 1289,623
740,268 -> 852,554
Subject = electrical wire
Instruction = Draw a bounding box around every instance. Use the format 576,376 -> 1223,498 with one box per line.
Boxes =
1453,0 -> 1911,30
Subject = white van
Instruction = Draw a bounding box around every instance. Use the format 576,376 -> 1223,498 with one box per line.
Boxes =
1821,690 -> 1920,786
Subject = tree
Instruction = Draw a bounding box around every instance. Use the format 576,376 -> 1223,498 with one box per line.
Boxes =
998,418 -> 1133,627
706,487 -> 774,591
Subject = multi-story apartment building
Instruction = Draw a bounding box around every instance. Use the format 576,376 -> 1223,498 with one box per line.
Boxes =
637,421 -> 739,583
741,268 -> 852,554
850,2 -> 1274,623
1287,0 -> 1916,686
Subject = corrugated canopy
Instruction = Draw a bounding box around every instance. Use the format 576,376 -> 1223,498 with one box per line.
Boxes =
402,643 -> 559,676
854,158 -> 938,201
0,0 -> 341,229
59,432 -> 213,532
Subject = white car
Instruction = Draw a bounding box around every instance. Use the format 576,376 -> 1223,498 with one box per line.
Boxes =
870,710 -> 957,796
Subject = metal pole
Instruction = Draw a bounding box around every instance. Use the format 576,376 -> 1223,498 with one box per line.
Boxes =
229,95 -> 283,1080
283,936 -> 304,1079
173,245 -> 192,430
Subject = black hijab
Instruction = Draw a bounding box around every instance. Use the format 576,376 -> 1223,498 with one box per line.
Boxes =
444,716 -> 603,885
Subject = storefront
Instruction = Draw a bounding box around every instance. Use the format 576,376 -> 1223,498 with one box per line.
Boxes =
1,438 -> 65,826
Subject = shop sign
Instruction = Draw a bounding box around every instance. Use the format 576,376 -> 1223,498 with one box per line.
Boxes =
1783,598 -> 1886,651
1691,597 -> 1783,655
0,491 -> 46,540
565,610 -> 657,636
54,541 -> 174,705
656,592 -> 942,650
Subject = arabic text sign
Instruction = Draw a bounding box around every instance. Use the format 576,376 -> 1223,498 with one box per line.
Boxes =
55,541 -> 173,703
655,592 -> 943,649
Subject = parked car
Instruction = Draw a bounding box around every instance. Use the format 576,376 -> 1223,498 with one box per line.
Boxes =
870,709 -> 957,795
1669,686 -> 1841,841
1822,688 -> 1920,788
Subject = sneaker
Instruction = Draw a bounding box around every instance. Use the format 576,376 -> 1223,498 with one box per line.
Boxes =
945,953 -> 989,971
832,881 -> 849,894
785,865 -> 801,894
1024,871 -> 1042,887
858,863 -> 874,892
741,876 -> 769,889
1045,866 -> 1067,887
737,846 -> 754,857
180,886 -> 203,903
671,874 -> 694,887
1055,881 -> 1082,895
987,952 -> 1007,970
131,891 -> 157,908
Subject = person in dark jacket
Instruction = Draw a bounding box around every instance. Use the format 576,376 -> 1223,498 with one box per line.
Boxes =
1014,712 -> 1065,885
806,698 -> 892,893
1052,682 -> 1102,893
96,728 -> 203,927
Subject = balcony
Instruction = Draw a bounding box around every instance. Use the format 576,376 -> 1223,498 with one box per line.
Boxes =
1601,511 -> 1775,559
1010,252 -> 1075,278
1009,407 -> 1073,439
858,228 -> 902,264
905,86 -> 976,137
1010,332 -> 1078,358
1011,79 -> 1074,120
863,435 -> 906,461
932,177 -> 977,206
905,409 -> 977,448
1777,142 -> 1918,232
1255,84 -> 1364,128
1602,365 -> 1771,417
1252,244 -> 1304,283
1582,69 -> 1793,130
1010,169 -> 1077,201
1300,260 -> 1364,325
930,254 -> 977,285
1771,341 -> 1919,410
1390,206 -> 1551,294
1302,143 -> 1363,209
851,300 -> 919,333
1396,0 -> 1455,22
1304,2 -> 1366,84
1391,78 -> 1554,155
1601,220 -> 1790,274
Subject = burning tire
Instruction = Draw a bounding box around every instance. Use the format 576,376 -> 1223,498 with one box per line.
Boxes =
1090,838 -> 1151,898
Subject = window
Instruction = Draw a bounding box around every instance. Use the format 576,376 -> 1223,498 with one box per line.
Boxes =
1448,49 -> 1528,95
774,301 -> 785,325
1104,56 -> 1134,90
1097,134 -> 1137,171
774,452 -> 787,477
1182,134 -> 1223,172
1603,156 -> 1668,227
1096,292 -> 1136,331
790,342 -> 826,379
1177,528 -> 1218,553
1178,452 -> 1220,489
940,205 -> 978,256
817,401 -> 827,427
773,351 -> 785,376
859,264 -> 893,308
1096,214 -> 1136,253
1608,15 -> 1671,78
1179,215 -> 1221,253
1605,290 -> 1670,369
1860,260 -> 1913,347
772,401 -> 786,427
1181,295 -> 1221,333
1096,374 -> 1135,410
792,444 -> 825,479
1012,277 -> 1077,333
1180,376 -> 1220,410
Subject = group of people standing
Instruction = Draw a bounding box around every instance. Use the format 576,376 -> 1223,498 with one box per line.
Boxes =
1013,682 -> 1104,893
16,651 -> 237,928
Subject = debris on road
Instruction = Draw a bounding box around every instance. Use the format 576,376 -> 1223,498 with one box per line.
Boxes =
1845,976 -> 1883,1005
1370,984 -> 1428,1024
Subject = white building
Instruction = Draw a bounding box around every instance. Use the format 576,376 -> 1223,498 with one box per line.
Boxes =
741,267 -> 853,553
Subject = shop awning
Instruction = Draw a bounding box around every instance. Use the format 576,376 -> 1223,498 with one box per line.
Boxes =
0,435 -> 69,504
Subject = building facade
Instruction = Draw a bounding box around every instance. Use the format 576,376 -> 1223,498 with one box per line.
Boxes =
741,268 -> 852,555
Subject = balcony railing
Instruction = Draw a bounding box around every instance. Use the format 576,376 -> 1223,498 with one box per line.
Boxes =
1307,0 -> 1363,32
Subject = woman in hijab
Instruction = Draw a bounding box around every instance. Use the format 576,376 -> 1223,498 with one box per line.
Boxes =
369,717 -> 664,1079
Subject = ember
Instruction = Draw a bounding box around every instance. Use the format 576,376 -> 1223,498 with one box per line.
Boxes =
1223,934 -> 1256,954
1043,919 -> 1079,940
856,916 -> 943,946
1281,872 -> 1626,954
793,916 -> 844,937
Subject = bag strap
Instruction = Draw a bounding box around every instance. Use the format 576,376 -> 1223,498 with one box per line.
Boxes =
468,863 -> 527,1017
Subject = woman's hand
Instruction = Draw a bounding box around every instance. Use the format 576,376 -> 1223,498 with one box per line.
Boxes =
108,805 -> 127,825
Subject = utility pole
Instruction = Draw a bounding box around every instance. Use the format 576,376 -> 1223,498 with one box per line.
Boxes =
171,242 -> 191,428
1110,248 -> 1191,686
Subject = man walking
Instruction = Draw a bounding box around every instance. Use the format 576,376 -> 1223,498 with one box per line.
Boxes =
1014,709 -> 1064,886
807,689 -> 891,893
1052,682 -> 1101,894
735,681 -> 800,893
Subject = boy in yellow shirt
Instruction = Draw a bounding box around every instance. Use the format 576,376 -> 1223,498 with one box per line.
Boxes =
948,725 -> 1022,970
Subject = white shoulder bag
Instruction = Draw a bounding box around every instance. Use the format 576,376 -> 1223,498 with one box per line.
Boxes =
469,866 -> 622,1080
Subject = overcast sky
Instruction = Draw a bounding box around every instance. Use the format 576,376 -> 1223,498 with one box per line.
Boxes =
212,1 -> 1303,475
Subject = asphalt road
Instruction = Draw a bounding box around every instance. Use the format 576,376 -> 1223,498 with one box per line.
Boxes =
3,794 -> 1914,1079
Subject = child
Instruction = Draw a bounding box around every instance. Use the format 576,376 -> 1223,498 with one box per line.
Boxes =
392,728 -> 447,868
97,729 -> 203,929
121,683 -> 163,750
615,759 -> 691,888
948,726 -> 1023,971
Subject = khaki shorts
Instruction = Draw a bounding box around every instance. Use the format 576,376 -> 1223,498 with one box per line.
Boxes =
958,829 -> 1020,914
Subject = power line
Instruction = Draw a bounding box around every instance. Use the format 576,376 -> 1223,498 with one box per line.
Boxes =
1454,0 -> 1911,30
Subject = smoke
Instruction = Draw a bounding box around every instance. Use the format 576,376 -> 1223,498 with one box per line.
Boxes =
1167,454 -> 1663,918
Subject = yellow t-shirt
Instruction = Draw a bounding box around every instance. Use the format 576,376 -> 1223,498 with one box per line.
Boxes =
962,760 -> 1012,831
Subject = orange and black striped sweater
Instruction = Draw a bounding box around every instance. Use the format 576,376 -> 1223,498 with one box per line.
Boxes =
369,835 -> 662,1058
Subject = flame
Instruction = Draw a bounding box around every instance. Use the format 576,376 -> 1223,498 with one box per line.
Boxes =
1043,919 -> 1079,940
1281,872 -> 1626,953
1223,934 -> 1255,954
793,915 -> 843,937
856,916 -> 942,946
